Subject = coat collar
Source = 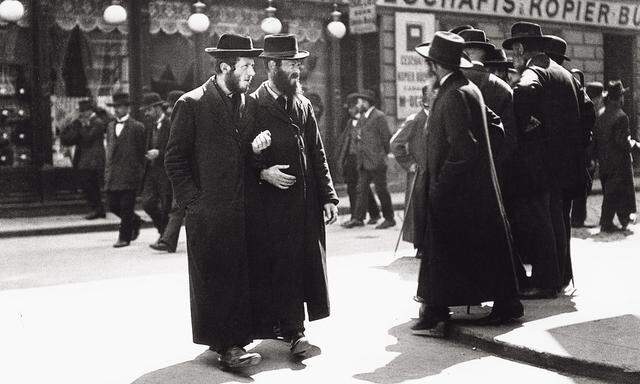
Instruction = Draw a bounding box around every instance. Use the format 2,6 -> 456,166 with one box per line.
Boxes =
254,81 -> 303,126
203,76 -> 245,135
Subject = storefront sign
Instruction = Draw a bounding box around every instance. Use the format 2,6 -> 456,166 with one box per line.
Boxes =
395,12 -> 435,119
379,0 -> 640,30
350,0 -> 378,34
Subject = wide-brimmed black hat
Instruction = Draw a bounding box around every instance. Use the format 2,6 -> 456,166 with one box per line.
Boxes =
78,99 -> 93,112
545,35 -> 570,62
448,25 -> 473,34
604,80 -> 628,100
415,31 -> 473,69
349,89 -> 376,104
585,81 -> 604,99
205,33 -> 263,57
483,47 -> 513,68
458,28 -> 495,51
503,22 -> 551,50
260,34 -> 309,60
107,92 -> 130,107
139,92 -> 166,110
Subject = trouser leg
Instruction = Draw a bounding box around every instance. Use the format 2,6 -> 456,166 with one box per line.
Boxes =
118,190 -> 137,242
159,198 -> 184,250
141,177 -> 163,234
523,193 -> 561,289
570,193 -> 587,225
372,166 -> 394,221
599,176 -> 615,227
82,169 -> 104,213
353,169 -> 372,222
366,186 -> 380,219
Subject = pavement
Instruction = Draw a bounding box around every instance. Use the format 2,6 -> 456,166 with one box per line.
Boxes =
1,187 -> 639,383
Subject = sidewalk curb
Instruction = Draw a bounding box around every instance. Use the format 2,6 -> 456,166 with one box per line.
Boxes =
448,324 -> 640,384
0,221 -> 155,239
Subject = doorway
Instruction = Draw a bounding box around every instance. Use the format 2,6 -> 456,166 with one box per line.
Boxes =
603,34 -> 636,137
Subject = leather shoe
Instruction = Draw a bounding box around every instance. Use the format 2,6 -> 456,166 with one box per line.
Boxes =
366,217 -> 380,225
342,219 -> 364,228
219,346 -> 262,369
375,219 -> 396,229
149,241 -> 170,252
411,317 -> 448,338
475,301 -> 524,325
601,225 -> 623,233
85,211 -> 106,220
290,333 -> 313,356
131,219 -> 142,241
519,287 -> 558,300
113,239 -> 130,248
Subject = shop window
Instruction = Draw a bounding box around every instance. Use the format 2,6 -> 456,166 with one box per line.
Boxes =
0,63 -> 32,168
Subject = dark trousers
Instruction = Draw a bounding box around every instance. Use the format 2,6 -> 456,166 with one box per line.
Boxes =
560,195 -> 573,287
600,176 -> 632,228
343,155 -> 380,220
354,166 -> 394,222
158,198 -> 185,250
108,189 -> 141,242
570,193 -> 588,225
141,174 -> 172,235
79,169 -> 104,214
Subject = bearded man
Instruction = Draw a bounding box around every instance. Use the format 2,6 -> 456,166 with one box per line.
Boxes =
164,34 -> 271,369
246,34 -> 338,357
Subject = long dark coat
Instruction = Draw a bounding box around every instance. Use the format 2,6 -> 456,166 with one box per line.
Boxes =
104,117 -> 146,191
594,106 -> 636,215
164,77 -> 258,350
247,82 -> 338,337
390,109 -> 428,245
144,115 -> 172,196
416,71 -> 519,306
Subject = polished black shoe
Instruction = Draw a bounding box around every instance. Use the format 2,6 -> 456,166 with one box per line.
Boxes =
366,217 -> 380,225
149,241 -> 170,252
290,333 -> 313,356
219,346 -> 262,369
131,219 -> 142,241
475,301 -> 524,325
113,239 -> 130,248
342,219 -> 365,228
601,224 -> 623,233
519,287 -> 558,300
410,317 -> 447,338
85,211 -> 106,220
375,220 -> 396,229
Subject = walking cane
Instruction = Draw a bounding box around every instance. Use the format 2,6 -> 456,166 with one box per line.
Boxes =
393,170 -> 419,257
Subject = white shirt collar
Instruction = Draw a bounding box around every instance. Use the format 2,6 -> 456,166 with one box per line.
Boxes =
156,113 -> 165,125
439,72 -> 454,86
364,106 -> 375,118
116,114 -> 129,124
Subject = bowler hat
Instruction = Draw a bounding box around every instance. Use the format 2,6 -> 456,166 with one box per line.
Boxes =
545,35 -> 570,62
78,99 -> 93,112
604,80 -> 628,100
483,47 -> 513,68
448,25 -> 473,34
458,29 -> 495,51
350,89 -> 376,104
205,33 -> 263,57
585,81 -> 604,99
166,90 -> 185,107
107,92 -> 130,107
502,22 -> 551,50
415,31 -> 473,69
139,92 -> 166,110
260,34 -> 309,60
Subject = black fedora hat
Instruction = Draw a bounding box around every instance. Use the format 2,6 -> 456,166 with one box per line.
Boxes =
415,31 -> 473,69
350,89 -> 376,104
604,79 -> 628,100
78,99 -> 93,112
260,34 -> 309,60
483,47 -> 513,68
544,35 -> 571,62
585,81 -> 604,99
139,92 -> 166,110
502,21 -> 551,50
448,25 -> 473,34
458,29 -> 495,51
205,33 -> 263,57
107,92 -> 130,107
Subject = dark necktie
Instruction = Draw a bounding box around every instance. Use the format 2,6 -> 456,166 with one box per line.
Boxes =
277,95 -> 290,115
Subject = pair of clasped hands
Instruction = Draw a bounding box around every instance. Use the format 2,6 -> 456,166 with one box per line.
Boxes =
251,130 -> 337,224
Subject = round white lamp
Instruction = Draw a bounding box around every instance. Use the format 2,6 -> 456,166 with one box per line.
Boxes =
0,0 -> 25,22
103,0 -> 127,25
187,2 -> 210,34
261,0 -> 282,35
327,3 -> 346,39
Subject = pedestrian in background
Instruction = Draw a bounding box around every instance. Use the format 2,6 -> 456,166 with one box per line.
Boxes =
104,92 -> 146,248
60,99 -> 107,220
248,33 -> 338,357
390,80 -> 437,259
594,80 -> 639,233
342,89 -> 395,229
139,92 -> 172,248
336,93 -> 380,226
152,90 -> 185,253
165,34 -> 269,369
483,47 -> 513,85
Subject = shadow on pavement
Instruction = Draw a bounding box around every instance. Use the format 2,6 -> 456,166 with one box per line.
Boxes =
373,256 -> 420,282
132,340 -> 309,384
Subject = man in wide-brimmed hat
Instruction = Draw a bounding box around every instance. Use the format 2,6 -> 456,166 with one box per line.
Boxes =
594,80 -> 639,233
410,31 -> 522,337
247,33 -> 338,356
139,92 -> 172,247
504,21 -> 584,297
483,47 -> 514,84
165,33 -> 272,369
544,35 -> 571,66
341,87 -> 395,230
104,92 -> 147,248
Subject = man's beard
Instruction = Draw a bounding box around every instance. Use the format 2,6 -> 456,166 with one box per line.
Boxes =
224,72 -> 248,94
273,67 -> 300,97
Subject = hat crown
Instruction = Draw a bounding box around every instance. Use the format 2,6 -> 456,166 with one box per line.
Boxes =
142,92 -> 162,106
78,99 -> 93,112
111,92 -> 130,104
263,34 -> 300,57
416,31 -> 468,69
459,29 -> 488,43
606,80 -> 626,99
217,33 -> 255,51
510,21 -> 544,38
486,47 -> 509,62
545,35 -> 567,56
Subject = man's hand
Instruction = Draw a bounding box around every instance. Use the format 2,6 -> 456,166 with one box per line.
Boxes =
324,203 -> 338,225
409,163 -> 417,172
145,149 -> 160,160
252,130 -> 272,154
260,164 -> 296,189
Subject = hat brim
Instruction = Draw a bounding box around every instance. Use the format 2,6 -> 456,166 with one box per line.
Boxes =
259,50 -> 310,60
463,41 -> 496,51
415,44 -> 473,69
205,48 -> 264,57
548,53 -> 571,62
502,35 -> 552,50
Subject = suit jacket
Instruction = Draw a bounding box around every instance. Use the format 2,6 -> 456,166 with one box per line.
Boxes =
62,114 -> 107,170
513,54 -> 582,195
355,107 -> 392,170
144,114 -> 172,193
104,117 -> 146,191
